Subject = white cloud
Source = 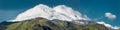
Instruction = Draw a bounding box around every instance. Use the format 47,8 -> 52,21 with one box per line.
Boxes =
105,12 -> 116,19
10,4 -> 89,22
97,22 -> 120,29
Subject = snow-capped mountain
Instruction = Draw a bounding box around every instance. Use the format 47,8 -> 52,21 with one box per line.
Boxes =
7,4 -> 119,30
11,4 -> 89,21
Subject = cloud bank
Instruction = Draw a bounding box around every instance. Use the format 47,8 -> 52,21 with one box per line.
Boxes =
105,12 -> 116,19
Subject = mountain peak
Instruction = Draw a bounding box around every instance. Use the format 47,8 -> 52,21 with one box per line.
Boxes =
10,4 -> 89,22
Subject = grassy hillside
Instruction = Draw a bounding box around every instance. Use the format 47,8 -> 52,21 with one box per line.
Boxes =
6,17 -> 109,30
117,29 -> 120,30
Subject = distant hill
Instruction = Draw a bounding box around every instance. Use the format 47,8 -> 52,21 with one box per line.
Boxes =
0,21 -> 17,30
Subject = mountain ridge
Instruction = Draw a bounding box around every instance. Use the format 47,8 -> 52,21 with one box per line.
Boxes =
6,17 -> 112,30
0,17 -> 120,30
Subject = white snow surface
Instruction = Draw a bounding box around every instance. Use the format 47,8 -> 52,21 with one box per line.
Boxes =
11,4 -> 89,21
97,22 -> 120,29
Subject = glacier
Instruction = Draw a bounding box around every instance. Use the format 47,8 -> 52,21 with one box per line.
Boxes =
10,4 -> 89,21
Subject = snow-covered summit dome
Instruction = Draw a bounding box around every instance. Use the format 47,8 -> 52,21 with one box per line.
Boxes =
11,4 -> 89,21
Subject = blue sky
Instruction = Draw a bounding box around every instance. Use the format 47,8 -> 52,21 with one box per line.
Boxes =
0,0 -> 120,26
